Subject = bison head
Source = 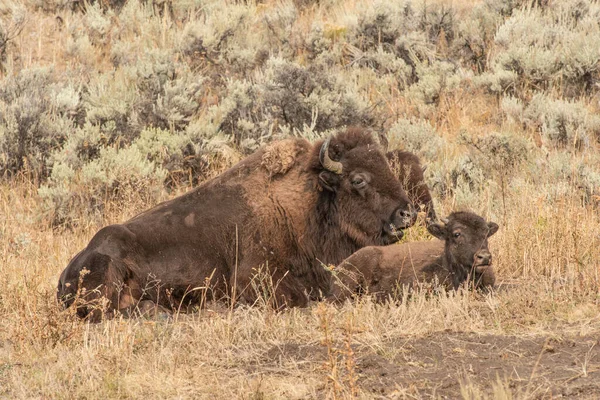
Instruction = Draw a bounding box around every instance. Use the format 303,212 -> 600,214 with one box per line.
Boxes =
427,211 -> 499,280
386,149 -> 437,222
314,128 -> 417,245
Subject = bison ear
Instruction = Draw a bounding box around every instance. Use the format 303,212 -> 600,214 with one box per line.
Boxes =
319,171 -> 339,192
427,222 -> 446,240
487,222 -> 499,237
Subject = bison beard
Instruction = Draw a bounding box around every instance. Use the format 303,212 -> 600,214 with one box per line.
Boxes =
57,127 -> 416,320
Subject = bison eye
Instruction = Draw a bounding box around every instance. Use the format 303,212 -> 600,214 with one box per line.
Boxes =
453,232 -> 461,238
351,177 -> 367,189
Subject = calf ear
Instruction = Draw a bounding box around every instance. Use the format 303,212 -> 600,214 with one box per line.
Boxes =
427,223 -> 446,240
319,171 -> 339,192
487,222 -> 499,237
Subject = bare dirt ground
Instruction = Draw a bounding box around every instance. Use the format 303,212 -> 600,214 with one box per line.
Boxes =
262,332 -> 600,399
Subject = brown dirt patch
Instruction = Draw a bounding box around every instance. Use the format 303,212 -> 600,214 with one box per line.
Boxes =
261,332 -> 600,398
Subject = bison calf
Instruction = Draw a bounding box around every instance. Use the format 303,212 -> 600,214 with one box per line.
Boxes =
330,211 -> 498,302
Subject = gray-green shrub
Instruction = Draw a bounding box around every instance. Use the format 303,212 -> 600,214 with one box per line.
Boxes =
503,93 -> 600,149
0,68 -> 76,178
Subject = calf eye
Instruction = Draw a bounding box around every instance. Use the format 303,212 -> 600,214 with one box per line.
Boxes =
352,177 -> 367,189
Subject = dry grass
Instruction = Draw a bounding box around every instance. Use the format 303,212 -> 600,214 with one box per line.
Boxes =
1,0 -> 600,398
2,172 -> 599,398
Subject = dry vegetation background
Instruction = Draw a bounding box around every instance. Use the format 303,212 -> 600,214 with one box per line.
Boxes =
1,0 -> 599,398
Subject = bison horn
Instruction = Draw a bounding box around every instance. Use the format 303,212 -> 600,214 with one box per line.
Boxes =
319,138 -> 343,174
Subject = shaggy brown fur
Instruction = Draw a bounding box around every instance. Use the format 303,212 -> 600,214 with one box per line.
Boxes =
57,127 -> 417,320
387,150 -> 437,221
330,211 -> 498,302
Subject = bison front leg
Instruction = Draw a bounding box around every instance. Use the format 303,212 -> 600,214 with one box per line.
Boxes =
328,264 -> 363,303
269,268 -> 309,309
230,260 -> 308,309
327,250 -> 380,303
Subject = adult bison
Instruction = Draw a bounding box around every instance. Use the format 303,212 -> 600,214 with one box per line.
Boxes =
57,128 -> 417,319
387,150 -> 437,221
330,211 -> 498,302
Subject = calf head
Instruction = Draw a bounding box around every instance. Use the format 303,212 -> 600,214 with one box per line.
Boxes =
314,128 -> 417,245
427,211 -> 499,285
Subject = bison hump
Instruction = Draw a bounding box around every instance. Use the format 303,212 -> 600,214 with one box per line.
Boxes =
261,140 -> 303,177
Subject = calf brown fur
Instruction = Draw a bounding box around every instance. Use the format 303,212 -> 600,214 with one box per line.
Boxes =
330,211 -> 498,302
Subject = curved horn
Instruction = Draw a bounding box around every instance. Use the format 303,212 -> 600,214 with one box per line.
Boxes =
440,217 -> 449,225
319,138 -> 343,174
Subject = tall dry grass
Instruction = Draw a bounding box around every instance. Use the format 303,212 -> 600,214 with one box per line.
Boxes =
1,171 -> 599,397
1,0 -> 600,398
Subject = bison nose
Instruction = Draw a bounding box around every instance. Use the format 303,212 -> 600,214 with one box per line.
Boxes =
392,204 -> 417,230
475,251 -> 491,266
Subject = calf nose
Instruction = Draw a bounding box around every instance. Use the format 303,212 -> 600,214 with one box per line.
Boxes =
475,251 -> 491,266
